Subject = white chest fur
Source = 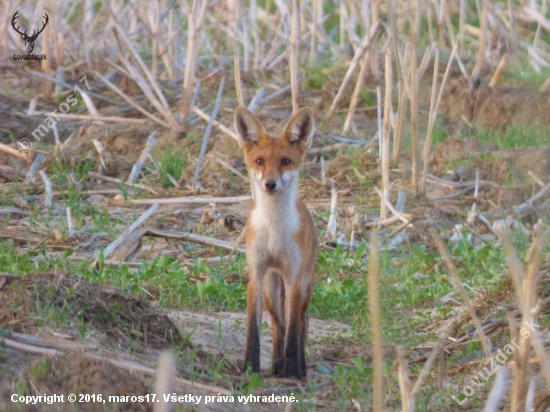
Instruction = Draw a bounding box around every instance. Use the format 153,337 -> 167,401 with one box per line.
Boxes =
248,184 -> 302,275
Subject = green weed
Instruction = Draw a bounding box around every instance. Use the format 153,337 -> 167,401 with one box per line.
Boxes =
156,147 -> 188,187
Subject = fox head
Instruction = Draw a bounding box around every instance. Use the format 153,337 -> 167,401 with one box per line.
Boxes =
234,107 -> 315,195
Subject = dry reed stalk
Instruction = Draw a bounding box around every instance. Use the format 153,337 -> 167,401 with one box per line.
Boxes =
91,171 -> 159,195
396,346 -> 413,412
110,31 -> 177,129
194,77 -> 225,187
108,5 -> 178,128
309,21 -> 350,61
529,328 -> 550,392
127,132 -> 157,185
30,111 -> 148,125
459,0 -> 465,52
368,233 -> 383,411
309,0 -> 320,65
369,0 -> 381,78
94,71 -> 171,128
410,333 -> 445,399
290,0 -> 299,114
374,188 -> 411,224
0,1 -> 12,63
23,153 -> 43,184
471,0 -> 488,82
191,106 -> 240,142
182,0 -> 208,119
417,44 -> 435,79
420,46 -> 456,195
260,21 -> 283,68
533,0 -> 548,51
499,224 -> 547,408
380,47 -> 392,220
438,340 -> 445,390
419,45 -> 439,195
39,170 -> 52,208
441,0 -> 451,46
540,75 -> 550,92
499,230 -> 525,312
442,3 -> 456,50
409,45 -> 419,196
128,195 -> 251,206
0,142 -> 27,161
343,49 -> 370,135
266,32 -> 307,70
376,86 -> 382,156
56,32 -> 64,68
66,207 -> 74,232
248,87 -> 266,113
242,19 -> 250,71
250,0 -> 261,70
153,351 -> 174,412
407,0 -> 420,196
80,92 -> 99,117
392,38 -> 407,163
27,70 -> 118,105
325,22 -> 379,122
234,45 -> 244,107
214,157 -> 248,182
427,2 -> 435,44
429,229 -> 492,358
339,0 -> 346,48
489,54 -> 507,87
41,7 -> 51,96
483,367 -> 510,412
52,123 -> 60,156
145,229 -> 246,253
150,0 -> 160,81
96,203 -> 160,260
326,184 -> 338,239
525,377 -> 536,411
508,0 -> 517,56
165,8 -> 176,80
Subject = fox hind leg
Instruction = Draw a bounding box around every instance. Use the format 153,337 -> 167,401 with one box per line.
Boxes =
243,266 -> 266,374
282,286 -> 305,379
264,271 -> 285,377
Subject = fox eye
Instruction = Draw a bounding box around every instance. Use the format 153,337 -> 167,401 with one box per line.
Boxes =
256,158 -> 264,166
281,159 -> 291,166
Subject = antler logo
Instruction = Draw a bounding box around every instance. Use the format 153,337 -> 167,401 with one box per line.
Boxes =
11,11 -> 49,54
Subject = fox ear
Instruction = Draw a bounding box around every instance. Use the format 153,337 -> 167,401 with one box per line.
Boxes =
234,107 -> 265,147
282,108 -> 315,149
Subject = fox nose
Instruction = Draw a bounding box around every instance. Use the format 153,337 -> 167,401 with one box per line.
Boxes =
264,180 -> 277,191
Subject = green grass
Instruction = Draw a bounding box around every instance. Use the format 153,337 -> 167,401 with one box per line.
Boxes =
425,119 -> 547,152
502,59 -> 550,89
0,227 -> 519,350
475,123 -> 549,149
0,208 -> 543,412
304,65 -> 330,90
156,146 -> 188,187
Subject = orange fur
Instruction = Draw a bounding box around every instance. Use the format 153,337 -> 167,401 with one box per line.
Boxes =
234,107 -> 318,379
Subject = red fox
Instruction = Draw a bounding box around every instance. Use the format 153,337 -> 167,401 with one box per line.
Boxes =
234,106 -> 318,380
